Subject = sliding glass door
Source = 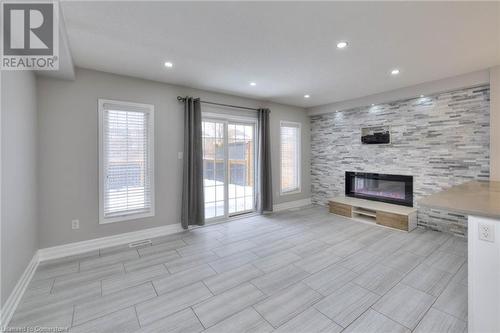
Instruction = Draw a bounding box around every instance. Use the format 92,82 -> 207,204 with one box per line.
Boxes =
228,123 -> 255,215
202,118 -> 255,220
202,120 -> 225,219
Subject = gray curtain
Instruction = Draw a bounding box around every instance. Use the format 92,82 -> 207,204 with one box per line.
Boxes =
181,97 -> 205,229
257,108 -> 273,213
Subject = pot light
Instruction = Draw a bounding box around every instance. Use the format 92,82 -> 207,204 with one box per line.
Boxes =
164,61 -> 173,68
371,104 -> 375,106
304,94 -> 310,98
391,69 -> 400,75
420,94 -> 425,98
249,82 -> 257,86
336,41 -> 348,49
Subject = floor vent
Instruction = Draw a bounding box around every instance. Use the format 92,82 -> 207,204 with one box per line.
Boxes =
129,239 -> 152,248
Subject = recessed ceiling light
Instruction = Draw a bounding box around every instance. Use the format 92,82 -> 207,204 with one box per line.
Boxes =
336,41 -> 348,49
304,94 -> 310,98
164,61 -> 173,68
420,94 -> 425,98
371,104 -> 375,106
249,82 -> 257,86
391,69 -> 400,75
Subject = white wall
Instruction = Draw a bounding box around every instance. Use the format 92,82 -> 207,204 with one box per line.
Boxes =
36,68 -> 310,248
1,71 -> 39,306
468,215 -> 500,333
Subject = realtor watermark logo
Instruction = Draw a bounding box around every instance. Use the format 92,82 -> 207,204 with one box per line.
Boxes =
1,1 -> 59,70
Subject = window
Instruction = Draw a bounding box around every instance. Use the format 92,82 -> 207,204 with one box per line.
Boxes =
98,99 -> 154,224
280,121 -> 301,194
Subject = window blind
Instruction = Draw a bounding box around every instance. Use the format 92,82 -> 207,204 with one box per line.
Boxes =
280,121 -> 301,193
99,100 -> 154,223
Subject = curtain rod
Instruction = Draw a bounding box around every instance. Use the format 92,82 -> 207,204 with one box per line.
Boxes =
177,96 -> 260,112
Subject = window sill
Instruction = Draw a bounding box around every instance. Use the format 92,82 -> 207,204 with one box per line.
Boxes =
99,211 -> 155,224
280,189 -> 302,196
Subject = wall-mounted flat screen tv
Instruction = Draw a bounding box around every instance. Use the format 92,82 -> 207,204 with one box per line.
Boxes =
361,126 -> 390,144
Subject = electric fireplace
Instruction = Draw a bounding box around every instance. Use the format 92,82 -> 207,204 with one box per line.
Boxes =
345,172 -> 413,207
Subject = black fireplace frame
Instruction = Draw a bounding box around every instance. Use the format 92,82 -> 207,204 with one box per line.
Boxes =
345,172 -> 414,207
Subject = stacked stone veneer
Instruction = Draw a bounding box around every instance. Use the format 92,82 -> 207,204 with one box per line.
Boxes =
310,85 -> 490,237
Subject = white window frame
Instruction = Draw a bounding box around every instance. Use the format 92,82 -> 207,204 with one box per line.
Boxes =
280,121 -> 302,195
98,99 -> 155,224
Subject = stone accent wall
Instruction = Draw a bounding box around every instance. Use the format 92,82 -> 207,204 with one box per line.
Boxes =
310,85 -> 490,236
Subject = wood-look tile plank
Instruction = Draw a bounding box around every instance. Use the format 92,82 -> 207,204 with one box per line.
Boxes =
251,264 -> 309,295
251,239 -> 295,258
135,308 -> 204,333
208,251 -> 259,273
253,251 -> 301,273
293,248 -> 342,274
275,307 -> 343,333
401,263 -> 452,297
451,263 -> 467,286
203,264 -> 262,295
353,264 -> 405,295
314,282 -> 379,328
342,309 -> 410,333
254,283 -> 322,328
339,250 -> 381,274
212,240 -> 258,257
7,207 -> 469,332
328,240 -> 365,258
52,263 -> 124,292
124,250 -> 180,272
165,252 -> 219,274
193,283 -> 264,328
175,242 -> 221,257
303,264 -> 358,296
437,237 -> 467,257
136,282 -> 212,326
22,278 -> 54,300
101,264 -> 169,295
373,283 -> 436,330
404,237 -> 442,257
290,239 -> 330,258
138,239 -> 187,257
203,307 -> 273,333
9,303 -> 74,329
414,308 -> 467,333
32,261 -> 79,281
153,264 -> 216,295
70,307 -> 139,333
73,283 -> 156,325
150,232 -> 186,245
38,250 -> 99,266
433,282 -> 468,321
424,251 -> 466,274
17,281 -> 101,312
381,250 -> 424,274
79,249 -> 139,271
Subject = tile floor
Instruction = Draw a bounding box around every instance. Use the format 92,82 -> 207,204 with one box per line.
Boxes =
9,206 -> 468,332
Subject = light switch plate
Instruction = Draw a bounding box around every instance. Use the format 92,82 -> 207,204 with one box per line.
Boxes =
72,219 -> 80,230
178,152 -> 183,160
478,223 -> 494,242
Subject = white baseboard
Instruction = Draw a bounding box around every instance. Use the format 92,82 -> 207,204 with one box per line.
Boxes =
273,198 -> 312,212
1,252 -> 39,327
38,223 -> 184,262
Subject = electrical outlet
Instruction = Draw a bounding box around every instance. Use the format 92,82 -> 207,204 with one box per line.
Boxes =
178,152 -> 183,160
478,223 -> 494,242
72,219 -> 80,230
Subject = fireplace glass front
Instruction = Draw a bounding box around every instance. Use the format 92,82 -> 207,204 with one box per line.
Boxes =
345,172 -> 413,207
